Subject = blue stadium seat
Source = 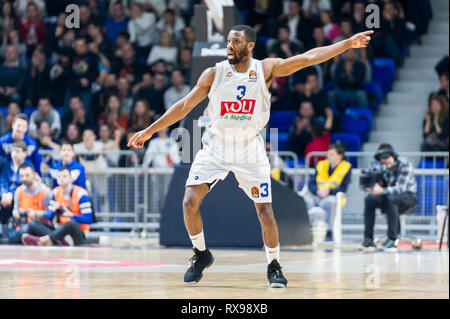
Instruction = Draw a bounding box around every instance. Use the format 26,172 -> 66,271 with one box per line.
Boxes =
417,159 -> 446,169
269,110 -> 297,132
331,133 -> 361,167
55,106 -> 64,117
323,81 -> 336,91
341,116 -> 370,143
24,107 -> 36,118
364,81 -> 383,109
416,176 -> 448,216
0,106 -> 7,116
371,58 -> 396,93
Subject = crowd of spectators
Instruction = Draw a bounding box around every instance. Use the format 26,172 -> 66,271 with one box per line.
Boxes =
0,0 -> 434,164
421,54 -> 449,152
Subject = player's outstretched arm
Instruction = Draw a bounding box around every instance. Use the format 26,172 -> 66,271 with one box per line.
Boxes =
128,67 -> 215,148
265,30 -> 374,78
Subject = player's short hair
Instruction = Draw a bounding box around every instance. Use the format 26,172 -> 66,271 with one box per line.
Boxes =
12,141 -> 27,152
230,25 -> 257,43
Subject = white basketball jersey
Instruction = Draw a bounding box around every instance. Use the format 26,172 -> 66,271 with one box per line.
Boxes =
202,58 -> 271,146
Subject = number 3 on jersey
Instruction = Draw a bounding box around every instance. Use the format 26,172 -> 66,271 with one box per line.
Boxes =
236,85 -> 246,100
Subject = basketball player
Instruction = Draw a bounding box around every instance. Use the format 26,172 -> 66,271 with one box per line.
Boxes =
128,25 -> 373,288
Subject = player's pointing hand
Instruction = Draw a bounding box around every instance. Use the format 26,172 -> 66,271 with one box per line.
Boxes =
350,30 -> 374,48
127,128 -> 153,149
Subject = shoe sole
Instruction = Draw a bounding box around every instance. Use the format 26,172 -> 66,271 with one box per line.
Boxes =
380,247 -> 397,252
268,282 -> 287,288
184,256 -> 215,285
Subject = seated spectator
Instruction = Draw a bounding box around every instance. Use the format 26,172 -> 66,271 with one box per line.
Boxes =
179,26 -> 195,50
332,18 -> 353,43
50,142 -> 87,189
168,0 -> 192,24
352,0 -> 367,33
86,21 -> 114,65
128,2 -> 156,59
24,46 -> 50,108
112,42 -> 143,86
0,28 -> 27,66
97,94 -> 129,132
62,96 -> 94,134
277,0 -> 315,48
155,9 -> 185,43
164,69 -> 189,111
320,10 -> 341,42
328,48 -> 368,109
371,0 -> 406,66
135,73 -> 167,116
147,31 -> 178,66
4,101 -> 20,134
286,100 -> 322,158
48,48 -> 72,107
421,95 -> 449,152
98,124 -> 121,167
103,1 -> 130,44
0,113 -> 42,175
15,0 -> 46,17
9,164 -> 51,244
0,1 -> 19,43
64,123 -> 82,145
19,1 -> 46,56
303,142 -> 351,241
296,73 -> 332,122
64,37 -> 99,116
74,128 -> 121,172
0,142 -> 32,241
22,167 -> 93,246
117,76 -> 134,116
177,47 -> 192,83
129,98 -> 155,131
28,97 -> 62,140
0,44 -> 26,105
35,121 -> 60,155
268,25 -> 304,59
142,127 -> 180,169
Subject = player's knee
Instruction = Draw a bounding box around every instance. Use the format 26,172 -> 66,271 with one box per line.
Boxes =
182,195 -> 201,215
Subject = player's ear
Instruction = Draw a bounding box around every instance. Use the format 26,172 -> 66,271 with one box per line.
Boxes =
248,41 -> 255,51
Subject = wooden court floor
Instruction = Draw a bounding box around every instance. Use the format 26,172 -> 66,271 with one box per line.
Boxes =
0,244 -> 448,299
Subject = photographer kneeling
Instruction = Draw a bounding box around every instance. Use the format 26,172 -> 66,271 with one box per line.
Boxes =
360,144 -> 417,251
22,167 -> 93,246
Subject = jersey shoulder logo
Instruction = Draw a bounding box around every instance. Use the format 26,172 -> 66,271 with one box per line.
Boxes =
225,71 -> 233,78
249,69 -> 257,82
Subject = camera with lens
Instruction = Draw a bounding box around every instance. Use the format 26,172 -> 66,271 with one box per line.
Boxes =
359,168 -> 384,189
11,210 -> 28,228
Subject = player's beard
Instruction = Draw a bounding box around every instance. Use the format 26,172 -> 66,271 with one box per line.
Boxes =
228,45 -> 248,65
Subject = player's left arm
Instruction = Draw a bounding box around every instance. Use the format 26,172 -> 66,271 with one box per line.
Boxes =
263,30 -> 374,79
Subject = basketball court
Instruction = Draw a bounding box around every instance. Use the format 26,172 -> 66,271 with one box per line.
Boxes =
1,242 -> 447,299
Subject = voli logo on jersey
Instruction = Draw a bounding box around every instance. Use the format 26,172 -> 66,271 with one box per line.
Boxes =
220,99 -> 256,116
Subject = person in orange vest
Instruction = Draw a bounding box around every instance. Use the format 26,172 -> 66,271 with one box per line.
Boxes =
303,142 -> 352,241
9,164 -> 51,244
22,167 -> 93,246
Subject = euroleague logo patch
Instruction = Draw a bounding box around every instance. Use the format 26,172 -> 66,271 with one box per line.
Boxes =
251,186 -> 259,198
225,71 -> 233,78
249,69 -> 257,82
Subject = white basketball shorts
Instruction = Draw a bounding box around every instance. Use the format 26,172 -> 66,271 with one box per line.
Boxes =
185,136 -> 272,203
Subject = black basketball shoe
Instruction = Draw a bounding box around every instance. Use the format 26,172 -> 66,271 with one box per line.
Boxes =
359,238 -> 376,251
184,248 -> 214,284
267,259 -> 288,288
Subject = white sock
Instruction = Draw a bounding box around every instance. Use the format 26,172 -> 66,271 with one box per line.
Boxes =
265,244 -> 280,264
189,230 -> 206,251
